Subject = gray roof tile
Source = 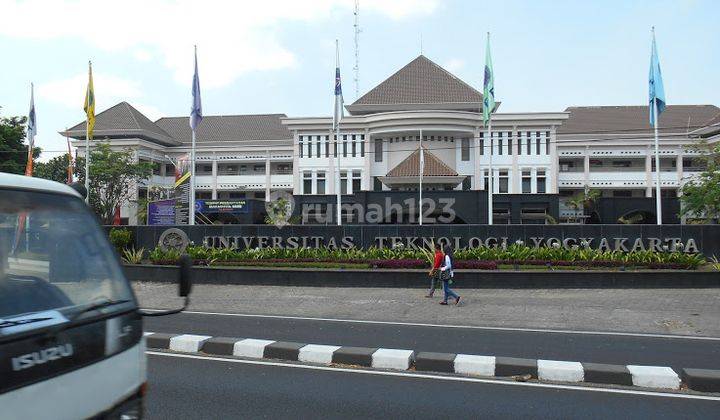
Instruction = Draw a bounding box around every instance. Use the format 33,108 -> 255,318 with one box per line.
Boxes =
155,114 -> 292,143
352,55 -> 483,106
557,105 -> 720,135
67,102 -> 172,140
387,147 -> 458,177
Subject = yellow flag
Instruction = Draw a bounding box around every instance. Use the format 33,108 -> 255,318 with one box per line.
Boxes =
83,61 -> 95,140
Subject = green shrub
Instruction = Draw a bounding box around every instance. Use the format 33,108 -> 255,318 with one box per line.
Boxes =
109,228 -> 132,253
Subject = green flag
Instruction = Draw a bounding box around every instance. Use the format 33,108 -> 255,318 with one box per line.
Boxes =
483,33 -> 495,127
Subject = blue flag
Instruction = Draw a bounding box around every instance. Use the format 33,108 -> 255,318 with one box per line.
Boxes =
648,29 -> 666,127
333,41 -> 343,130
190,46 -> 203,131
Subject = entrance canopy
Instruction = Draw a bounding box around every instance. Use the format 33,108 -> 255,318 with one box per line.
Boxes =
380,147 -> 465,189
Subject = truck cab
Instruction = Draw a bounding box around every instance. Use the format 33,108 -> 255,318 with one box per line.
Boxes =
0,173 -> 186,419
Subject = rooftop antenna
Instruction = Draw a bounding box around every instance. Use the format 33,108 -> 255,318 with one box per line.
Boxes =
353,0 -> 361,99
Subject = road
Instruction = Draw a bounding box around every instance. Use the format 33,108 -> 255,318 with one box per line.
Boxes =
146,351 -> 720,419
145,311 -> 720,372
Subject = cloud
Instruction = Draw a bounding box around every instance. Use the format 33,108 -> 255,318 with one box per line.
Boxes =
133,49 -> 153,62
38,72 -> 143,111
443,58 -> 464,73
0,0 -> 438,89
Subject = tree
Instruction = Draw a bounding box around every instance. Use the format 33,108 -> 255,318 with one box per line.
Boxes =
0,109 -> 40,174
86,143 -> 152,224
563,189 -> 601,224
681,140 -> 720,223
35,153 -> 85,183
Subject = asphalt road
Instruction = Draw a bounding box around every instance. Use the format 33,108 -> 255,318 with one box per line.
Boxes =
144,311 -> 720,372
146,352 -> 720,419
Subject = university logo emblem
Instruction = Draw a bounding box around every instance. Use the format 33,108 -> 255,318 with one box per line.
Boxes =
265,190 -> 295,228
158,228 -> 190,252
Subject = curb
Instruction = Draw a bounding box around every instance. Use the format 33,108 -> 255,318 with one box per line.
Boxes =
144,332 -> 720,393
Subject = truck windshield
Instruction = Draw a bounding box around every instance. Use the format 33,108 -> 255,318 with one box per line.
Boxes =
0,189 -> 134,331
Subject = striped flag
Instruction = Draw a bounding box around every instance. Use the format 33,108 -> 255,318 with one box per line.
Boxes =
333,41 -> 343,131
25,83 -> 36,176
648,28 -> 666,126
482,33 -> 495,127
190,46 -> 203,130
66,136 -> 74,184
84,62 -> 95,139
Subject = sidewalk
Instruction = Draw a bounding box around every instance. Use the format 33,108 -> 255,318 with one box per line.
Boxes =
133,282 -> 720,337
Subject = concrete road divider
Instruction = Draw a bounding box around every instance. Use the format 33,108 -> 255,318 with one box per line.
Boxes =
145,332 -> 717,393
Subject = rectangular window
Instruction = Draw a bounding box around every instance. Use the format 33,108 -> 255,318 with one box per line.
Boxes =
522,170 -> 532,194
340,171 -> 348,194
517,132 -> 522,155
299,136 -> 304,158
613,190 -> 632,197
545,131 -> 551,154
484,169 -> 490,191
316,171 -> 326,195
352,170 -> 362,193
360,135 -> 365,157
343,135 -> 348,157
374,139 -> 383,162
373,177 -> 383,191
479,133 -> 484,155
306,136 -> 313,158
526,132 -> 532,155
461,138 -> 470,161
536,131 -> 541,155
351,135 -> 357,157
462,177 -> 472,191
507,132 -> 513,155
334,135 -> 338,157
303,171 -> 312,194
316,135 -> 321,158
537,169 -> 546,194
325,135 -> 330,157
498,170 -> 509,193
498,132 -> 503,156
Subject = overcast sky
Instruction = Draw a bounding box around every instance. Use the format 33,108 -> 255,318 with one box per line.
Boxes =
1,0 -> 719,161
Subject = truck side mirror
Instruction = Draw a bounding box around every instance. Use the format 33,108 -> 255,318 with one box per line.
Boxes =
178,254 -> 192,297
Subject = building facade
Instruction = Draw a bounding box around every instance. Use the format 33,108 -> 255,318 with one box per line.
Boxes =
63,55 -> 719,225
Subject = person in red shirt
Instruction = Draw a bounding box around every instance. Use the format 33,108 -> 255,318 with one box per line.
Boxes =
426,243 -> 444,298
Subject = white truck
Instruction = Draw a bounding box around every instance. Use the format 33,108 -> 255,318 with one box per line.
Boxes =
0,173 -> 190,419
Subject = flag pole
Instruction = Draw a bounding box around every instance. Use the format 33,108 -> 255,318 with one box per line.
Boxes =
487,118 -> 493,225
85,61 -> 91,204
653,99 -> 662,225
419,129 -> 423,225
335,40 -> 342,226
190,128 -> 196,226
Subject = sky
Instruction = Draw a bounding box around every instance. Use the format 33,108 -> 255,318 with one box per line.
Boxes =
1,0 -> 719,161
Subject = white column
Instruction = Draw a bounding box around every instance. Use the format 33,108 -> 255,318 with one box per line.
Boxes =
265,150 -> 271,202
676,146 -> 684,187
363,129 -> 371,191
645,145 -> 653,197
511,129 -> 519,193
211,155 -> 218,200
531,167 -> 537,194
473,126 -> 482,190
584,147 -> 590,190
293,131 -> 302,195
549,129 -> 559,194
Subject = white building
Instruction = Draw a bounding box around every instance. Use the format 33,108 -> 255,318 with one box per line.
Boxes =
64,55 -> 719,225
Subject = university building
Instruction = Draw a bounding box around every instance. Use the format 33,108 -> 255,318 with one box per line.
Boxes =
63,55 -> 720,225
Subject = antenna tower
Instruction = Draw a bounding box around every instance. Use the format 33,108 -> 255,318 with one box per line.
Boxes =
353,0 -> 361,99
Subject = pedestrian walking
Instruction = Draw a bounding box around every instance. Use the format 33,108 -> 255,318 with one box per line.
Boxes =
439,245 -> 460,305
426,242 -> 444,298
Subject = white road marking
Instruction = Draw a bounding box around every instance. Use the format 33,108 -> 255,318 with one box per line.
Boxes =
141,309 -> 720,341
146,351 -> 720,401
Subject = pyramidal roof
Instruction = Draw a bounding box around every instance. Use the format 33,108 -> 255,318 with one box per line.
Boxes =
386,147 -> 458,177
347,55 -> 485,115
64,102 -> 178,146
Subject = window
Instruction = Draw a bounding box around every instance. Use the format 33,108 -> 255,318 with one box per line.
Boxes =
351,135 -> 357,157
352,170 -> 362,193
522,170 -> 532,194
498,170 -> 509,193
374,139 -> 383,162
316,171 -> 326,195
498,132 -> 503,156
526,132 -> 532,155
325,135 -> 330,157
536,132 -> 541,155
612,160 -> 632,168
517,132 -> 522,155
537,169 -> 546,194
484,169 -> 490,191
307,136 -> 312,158
461,138 -> 470,161
360,135 -> 365,157
613,190 -> 632,197
316,135 -> 321,158
507,132 -> 513,155
303,171 -> 312,194
299,136 -> 304,158
545,131 -> 551,154
333,135 -> 338,157
254,192 -> 265,200
196,191 -> 212,199
462,177 -> 472,191
343,135 -> 348,157
373,177 -> 383,191
229,192 -> 245,199
479,133 -> 484,155
340,171 -> 348,194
